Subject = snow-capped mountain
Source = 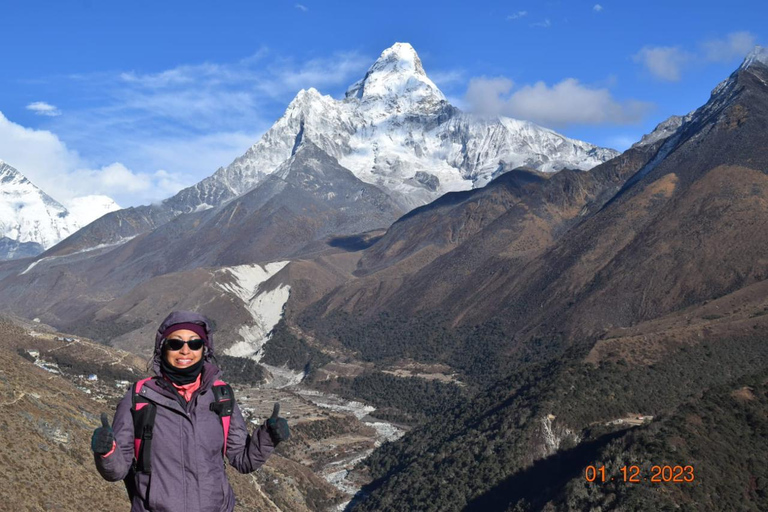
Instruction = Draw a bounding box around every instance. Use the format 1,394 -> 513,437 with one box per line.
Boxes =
44,42 -> 620,257
66,195 -> 122,227
0,160 -> 119,259
170,42 -> 619,212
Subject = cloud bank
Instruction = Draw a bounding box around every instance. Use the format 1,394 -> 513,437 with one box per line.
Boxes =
633,46 -> 692,82
0,111 -> 187,207
465,77 -> 652,128
634,31 -> 759,81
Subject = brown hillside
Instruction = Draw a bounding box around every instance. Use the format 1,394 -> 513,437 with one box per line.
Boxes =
0,320 -> 355,511
429,61 -> 768,341
311,141 -> 662,320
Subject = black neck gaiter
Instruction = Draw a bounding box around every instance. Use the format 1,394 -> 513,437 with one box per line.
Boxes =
160,357 -> 204,385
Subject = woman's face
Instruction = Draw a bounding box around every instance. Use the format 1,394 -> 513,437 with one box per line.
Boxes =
164,329 -> 204,369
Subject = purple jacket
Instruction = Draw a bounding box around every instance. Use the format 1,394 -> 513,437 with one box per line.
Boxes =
94,312 -> 276,512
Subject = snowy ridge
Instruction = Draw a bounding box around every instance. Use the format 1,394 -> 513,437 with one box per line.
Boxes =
632,114 -> 692,149
740,45 -> 768,70
176,42 -> 619,212
18,234 -> 139,275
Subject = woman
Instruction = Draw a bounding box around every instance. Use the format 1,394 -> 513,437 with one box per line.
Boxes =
91,311 -> 290,512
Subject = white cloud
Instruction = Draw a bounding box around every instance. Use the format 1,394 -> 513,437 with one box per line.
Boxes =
465,77 -> 652,128
428,69 -> 465,89
0,111 -> 186,206
136,131 -> 262,187
26,101 -> 62,117
466,77 -> 515,116
444,94 -> 467,110
531,18 -> 551,28
71,163 -> 152,193
295,3 -> 308,12
507,11 -> 527,20
65,164 -> 190,204
633,32 -> 758,81
117,50 -> 267,91
0,111 -> 79,183
632,46 -> 692,81
593,4 -> 603,12
701,31 -> 757,63
266,52 -> 370,94
113,49 -> 367,105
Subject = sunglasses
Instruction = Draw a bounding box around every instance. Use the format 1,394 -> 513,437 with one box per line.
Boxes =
164,338 -> 205,351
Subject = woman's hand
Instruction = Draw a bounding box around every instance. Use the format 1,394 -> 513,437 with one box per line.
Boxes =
91,413 -> 115,455
266,403 -> 290,444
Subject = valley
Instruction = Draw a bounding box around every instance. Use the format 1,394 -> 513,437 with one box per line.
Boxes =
0,316 -> 411,510
2,40 -> 768,512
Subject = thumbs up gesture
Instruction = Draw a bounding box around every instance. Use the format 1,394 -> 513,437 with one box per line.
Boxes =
91,412 -> 115,455
265,403 -> 290,445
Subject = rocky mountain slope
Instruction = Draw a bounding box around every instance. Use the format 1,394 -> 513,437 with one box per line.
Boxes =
0,140 -> 403,335
302,46 -> 768,369
0,161 -> 118,260
304,137 -> 664,327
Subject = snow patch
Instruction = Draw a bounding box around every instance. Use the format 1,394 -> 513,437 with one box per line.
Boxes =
260,363 -> 304,389
539,415 -> 581,458
218,262 -> 290,359
193,203 -> 214,212
296,389 -> 376,419
19,235 -> 139,275
741,45 -> 768,70
65,195 -> 120,226
20,256 -> 51,275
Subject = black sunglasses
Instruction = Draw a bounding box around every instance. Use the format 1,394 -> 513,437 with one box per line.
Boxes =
165,338 -> 205,351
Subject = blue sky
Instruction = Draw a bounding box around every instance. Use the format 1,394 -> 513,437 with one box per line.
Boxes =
0,0 -> 765,207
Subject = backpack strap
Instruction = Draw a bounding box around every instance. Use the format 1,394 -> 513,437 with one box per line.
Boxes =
210,380 -> 234,457
131,377 -> 157,473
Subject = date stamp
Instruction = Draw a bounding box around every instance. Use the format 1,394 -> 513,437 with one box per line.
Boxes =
585,465 -> 695,483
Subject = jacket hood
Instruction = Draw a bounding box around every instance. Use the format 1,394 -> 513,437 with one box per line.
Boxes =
153,311 -> 215,375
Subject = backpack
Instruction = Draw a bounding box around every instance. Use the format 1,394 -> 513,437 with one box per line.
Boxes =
130,377 -> 234,473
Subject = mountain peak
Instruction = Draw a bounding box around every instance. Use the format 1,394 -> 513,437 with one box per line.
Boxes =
740,45 -> 768,70
344,42 -> 445,111
0,160 -> 31,186
375,43 -> 426,76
